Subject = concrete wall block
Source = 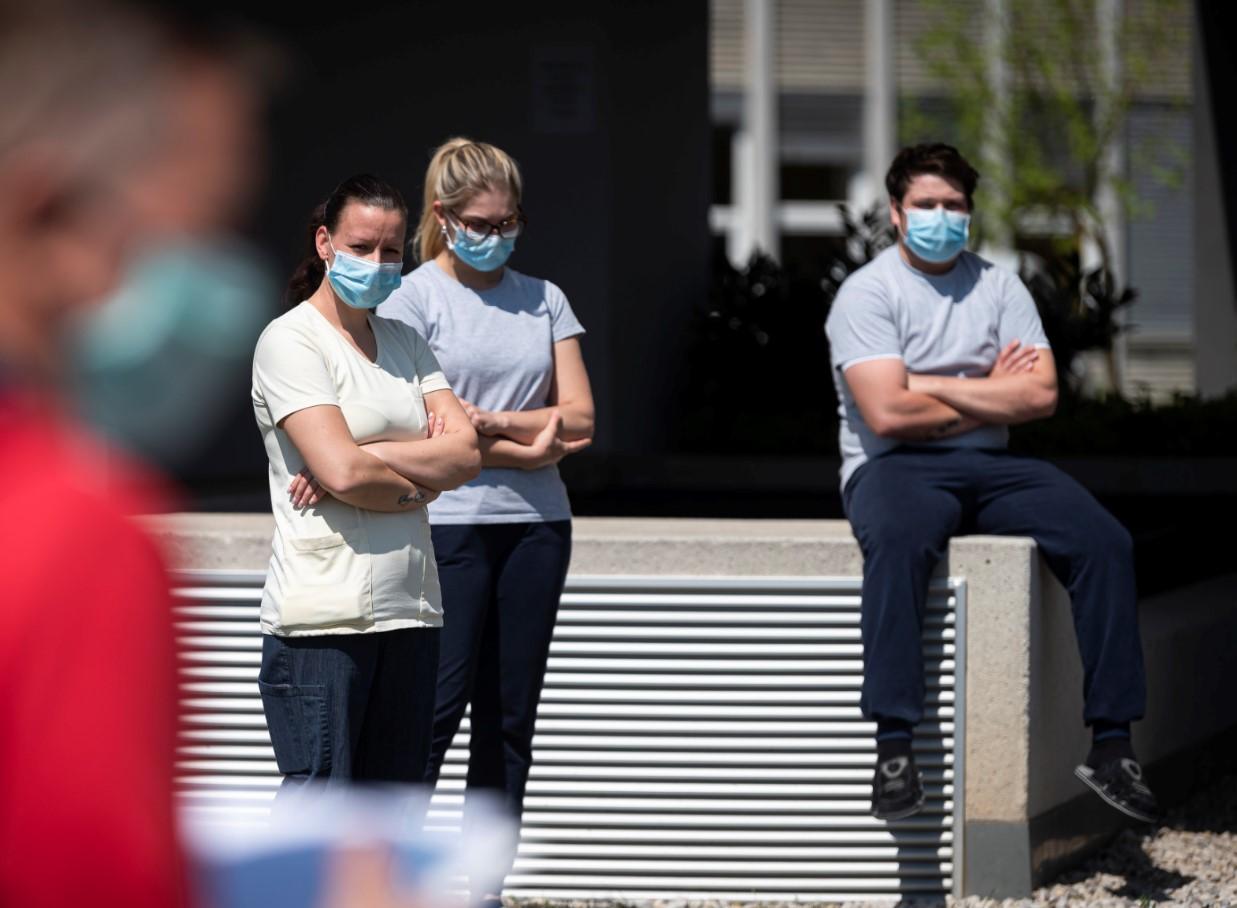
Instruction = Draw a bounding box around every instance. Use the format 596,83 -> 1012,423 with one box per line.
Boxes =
945,537 -> 1039,823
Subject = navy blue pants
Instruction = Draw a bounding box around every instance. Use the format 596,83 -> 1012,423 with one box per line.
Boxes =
425,521 -> 572,821
843,446 -> 1146,728
258,627 -> 439,791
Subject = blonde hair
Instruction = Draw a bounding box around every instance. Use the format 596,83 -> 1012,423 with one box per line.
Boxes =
415,137 -> 523,264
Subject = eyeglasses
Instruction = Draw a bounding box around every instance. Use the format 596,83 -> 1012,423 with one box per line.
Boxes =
449,210 -> 526,241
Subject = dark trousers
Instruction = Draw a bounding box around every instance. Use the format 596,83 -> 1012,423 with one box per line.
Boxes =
425,521 -> 572,822
843,446 -> 1146,729
258,627 -> 440,791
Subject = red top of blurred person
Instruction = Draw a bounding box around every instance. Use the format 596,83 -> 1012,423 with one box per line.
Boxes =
0,386 -> 187,908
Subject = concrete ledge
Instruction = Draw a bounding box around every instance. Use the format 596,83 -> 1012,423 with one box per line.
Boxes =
142,514 -> 869,575
146,513 -> 1237,898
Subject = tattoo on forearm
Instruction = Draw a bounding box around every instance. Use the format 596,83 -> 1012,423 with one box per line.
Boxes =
397,489 -> 427,507
927,418 -> 961,439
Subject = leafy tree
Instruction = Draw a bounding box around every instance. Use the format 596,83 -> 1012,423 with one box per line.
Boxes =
904,0 -> 1189,269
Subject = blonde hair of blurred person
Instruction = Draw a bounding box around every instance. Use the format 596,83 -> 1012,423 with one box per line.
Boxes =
0,3 -> 261,907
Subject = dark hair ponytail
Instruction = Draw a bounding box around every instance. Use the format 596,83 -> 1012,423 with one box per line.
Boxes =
285,173 -> 409,307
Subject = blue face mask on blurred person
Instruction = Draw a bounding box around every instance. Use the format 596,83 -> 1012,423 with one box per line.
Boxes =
70,240 -> 274,468
447,219 -> 515,273
902,206 -> 971,263
326,239 -> 403,309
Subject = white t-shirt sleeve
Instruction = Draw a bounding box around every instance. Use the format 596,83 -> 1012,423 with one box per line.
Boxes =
253,323 -> 340,425
546,280 -> 586,343
825,275 -> 904,372
997,270 -> 1051,350
412,330 -> 451,395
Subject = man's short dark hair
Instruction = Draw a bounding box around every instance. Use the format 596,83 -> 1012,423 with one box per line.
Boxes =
885,143 -> 980,208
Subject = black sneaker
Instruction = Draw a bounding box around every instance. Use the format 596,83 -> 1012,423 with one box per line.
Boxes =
871,753 -> 925,820
1074,757 -> 1161,823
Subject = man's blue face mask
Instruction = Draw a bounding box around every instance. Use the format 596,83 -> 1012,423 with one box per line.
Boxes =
902,206 -> 971,264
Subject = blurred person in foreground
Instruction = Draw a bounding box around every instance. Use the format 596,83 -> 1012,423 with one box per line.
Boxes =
826,143 -> 1158,825
0,2 -> 261,905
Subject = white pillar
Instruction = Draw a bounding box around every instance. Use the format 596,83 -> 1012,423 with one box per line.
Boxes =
1093,0 -> 1128,392
728,130 -> 754,267
983,0 -> 1014,252
743,0 -> 779,260
1094,0 -> 1126,282
860,0 -> 895,212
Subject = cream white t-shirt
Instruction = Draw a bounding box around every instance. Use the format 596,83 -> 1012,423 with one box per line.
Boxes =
251,302 -> 451,636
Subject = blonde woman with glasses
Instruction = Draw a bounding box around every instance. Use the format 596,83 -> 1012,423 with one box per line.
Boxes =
379,138 -> 594,898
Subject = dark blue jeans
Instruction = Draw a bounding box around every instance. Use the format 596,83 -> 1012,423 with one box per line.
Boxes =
258,627 -> 440,792
843,446 -> 1146,729
424,521 -> 572,822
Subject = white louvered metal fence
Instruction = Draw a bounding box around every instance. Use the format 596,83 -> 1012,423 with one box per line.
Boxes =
174,571 -> 966,902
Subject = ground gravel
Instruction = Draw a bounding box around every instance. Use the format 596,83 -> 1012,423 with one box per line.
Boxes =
943,773 -> 1237,908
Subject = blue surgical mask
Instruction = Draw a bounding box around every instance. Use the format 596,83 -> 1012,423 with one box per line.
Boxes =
902,206 -> 971,264
447,219 -> 515,272
70,240 -> 274,467
326,238 -> 402,309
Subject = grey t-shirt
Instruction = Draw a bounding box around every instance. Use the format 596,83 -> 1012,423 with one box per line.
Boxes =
378,261 -> 585,524
825,246 -> 1050,490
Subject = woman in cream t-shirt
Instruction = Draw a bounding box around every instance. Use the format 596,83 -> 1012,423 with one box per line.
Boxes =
251,174 -> 479,791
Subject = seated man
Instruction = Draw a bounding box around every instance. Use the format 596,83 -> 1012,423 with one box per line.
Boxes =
825,143 -> 1159,823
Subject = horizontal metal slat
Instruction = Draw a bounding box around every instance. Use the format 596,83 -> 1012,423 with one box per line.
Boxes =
179,651 -> 260,665
515,827 -> 952,845
545,640 -> 954,657
555,591 -> 952,610
519,734 -> 953,753
178,745 -> 274,759
440,765 -> 948,784
510,858 -> 952,877
522,718 -> 953,734
541,671 -> 952,689
544,655 -> 954,673
500,889 -> 935,902
453,807 -> 954,831
502,873 -> 949,891
536,692 -> 950,707
449,749 -> 954,769
553,608 -> 953,626
517,843 -> 952,862
432,794 -> 955,814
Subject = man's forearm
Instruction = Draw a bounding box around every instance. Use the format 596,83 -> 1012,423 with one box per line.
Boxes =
865,388 -> 984,440
909,373 -> 1056,425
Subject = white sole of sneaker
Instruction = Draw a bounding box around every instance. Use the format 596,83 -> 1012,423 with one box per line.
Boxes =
1074,764 -> 1159,824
